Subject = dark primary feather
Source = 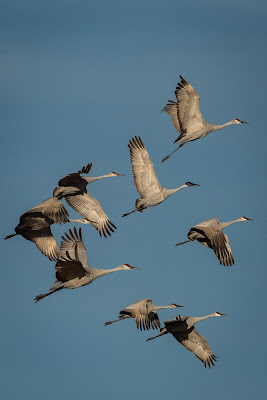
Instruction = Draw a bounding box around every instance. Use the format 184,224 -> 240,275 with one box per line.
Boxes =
56,242 -> 87,282
189,225 -> 234,267
57,163 -> 92,192
171,326 -> 217,369
77,163 -> 92,175
55,258 -> 87,282
58,173 -> 88,192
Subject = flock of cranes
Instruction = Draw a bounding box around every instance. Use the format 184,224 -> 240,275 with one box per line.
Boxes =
5,76 -> 250,368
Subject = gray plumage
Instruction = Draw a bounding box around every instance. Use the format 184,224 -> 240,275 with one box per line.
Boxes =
175,216 -> 253,266
122,136 -> 199,217
105,299 -> 182,331
4,197 -> 69,261
34,227 -> 139,302
161,76 -> 247,162
147,312 -> 227,368
53,163 -> 124,238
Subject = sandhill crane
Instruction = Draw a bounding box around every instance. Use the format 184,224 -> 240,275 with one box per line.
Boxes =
122,136 -> 199,217
161,76 -> 247,163
34,227 -> 139,302
53,163 -> 124,238
4,197 -> 69,261
105,299 -> 183,331
175,216 -> 253,266
147,312 -> 227,368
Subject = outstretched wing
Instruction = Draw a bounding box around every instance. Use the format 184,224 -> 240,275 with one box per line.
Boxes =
175,76 -> 205,140
161,100 -> 180,133
192,219 -> 234,266
222,234 -> 235,266
29,197 -> 69,224
55,245 -> 88,283
31,226 -> 60,261
121,298 -> 160,331
128,136 -> 162,198
65,193 -> 116,238
59,227 -> 90,272
172,326 -> 217,368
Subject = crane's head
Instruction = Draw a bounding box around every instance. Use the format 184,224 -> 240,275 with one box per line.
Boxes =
233,118 -> 248,124
110,172 -> 125,177
214,312 -> 228,316
241,216 -> 254,221
121,263 -> 141,270
185,181 -> 200,187
170,304 -> 183,308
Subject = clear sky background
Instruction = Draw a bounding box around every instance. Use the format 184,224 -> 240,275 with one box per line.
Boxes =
1,1 -> 267,399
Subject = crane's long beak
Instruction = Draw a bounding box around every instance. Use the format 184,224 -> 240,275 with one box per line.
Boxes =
116,173 -> 125,176
240,120 -> 248,124
130,266 -> 141,270
246,218 -> 254,221
219,313 -> 228,316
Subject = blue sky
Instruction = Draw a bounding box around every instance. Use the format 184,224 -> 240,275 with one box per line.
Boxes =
1,1 -> 266,399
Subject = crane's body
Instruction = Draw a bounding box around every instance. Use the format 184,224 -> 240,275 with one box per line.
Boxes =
34,227 -> 139,302
4,196 -> 69,261
53,163 -> 124,237
105,298 -> 182,330
122,136 -> 199,217
147,312 -> 226,368
175,216 -> 253,266
161,76 -> 247,162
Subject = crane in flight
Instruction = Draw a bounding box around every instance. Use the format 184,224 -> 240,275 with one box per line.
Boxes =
4,196 -> 69,261
122,136 -> 199,217
161,76 -> 247,163
175,216 -> 253,266
35,227 -> 140,302
105,299 -> 183,331
53,163 -> 124,237
147,312 -> 227,368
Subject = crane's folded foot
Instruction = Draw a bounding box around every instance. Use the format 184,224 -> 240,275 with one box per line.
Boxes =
161,155 -> 169,163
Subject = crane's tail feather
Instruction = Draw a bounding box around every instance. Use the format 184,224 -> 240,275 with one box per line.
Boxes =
175,239 -> 191,247
4,233 -> 18,240
161,144 -> 184,163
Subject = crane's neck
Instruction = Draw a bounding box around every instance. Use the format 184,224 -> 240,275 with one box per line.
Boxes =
154,305 -> 175,311
83,174 -> 113,184
187,313 -> 218,328
219,217 -> 244,230
164,184 -> 188,197
211,121 -> 236,131
94,265 -> 127,278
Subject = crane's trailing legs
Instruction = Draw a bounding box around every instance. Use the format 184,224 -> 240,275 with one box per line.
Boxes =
146,328 -> 168,341
35,287 -> 63,303
161,143 -> 184,163
104,316 -> 129,326
175,239 -> 191,246
122,209 -> 139,218
4,233 -> 18,240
